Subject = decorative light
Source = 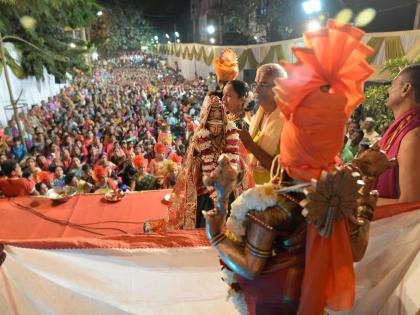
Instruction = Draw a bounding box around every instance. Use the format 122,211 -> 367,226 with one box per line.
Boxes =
165,33 -> 170,39
302,0 -> 321,15
209,37 -> 215,44
97,10 -> 103,16
207,25 -> 215,34
167,40 -> 171,44
307,20 -> 321,31
253,36 -> 258,41
355,8 -> 376,27
176,39 -> 180,43
174,31 -> 180,38
335,8 -> 353,24
154,35 -> 158,41
20,16 -> 37,30
69,42 -> 76,48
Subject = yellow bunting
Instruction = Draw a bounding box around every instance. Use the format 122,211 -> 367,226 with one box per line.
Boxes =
355,8 -> 376,27
20,16 -> 36,30
335,9 -> 353,24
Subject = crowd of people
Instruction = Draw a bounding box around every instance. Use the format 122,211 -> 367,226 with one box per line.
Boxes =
0,51 -> 403,200
0,53 -> 211,197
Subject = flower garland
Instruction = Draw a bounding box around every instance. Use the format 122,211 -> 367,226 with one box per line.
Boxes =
220,182 -> 278,315
221,267 -> 249,315
194,121 -> 240,198
226,183 -> 278,243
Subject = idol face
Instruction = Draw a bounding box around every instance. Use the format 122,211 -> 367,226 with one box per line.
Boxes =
207,122 -> 223,137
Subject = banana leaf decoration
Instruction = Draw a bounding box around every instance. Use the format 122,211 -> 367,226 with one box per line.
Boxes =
2,47 -> 27,79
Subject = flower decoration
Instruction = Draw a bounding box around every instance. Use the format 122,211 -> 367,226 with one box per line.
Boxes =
302,170 -> 363,237
226,183 -> 278,242
214,48 -> 239,81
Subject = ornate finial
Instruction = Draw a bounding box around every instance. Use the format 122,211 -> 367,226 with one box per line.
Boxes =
301,170 -> 363,237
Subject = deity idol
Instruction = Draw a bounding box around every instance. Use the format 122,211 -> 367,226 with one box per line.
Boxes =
203,20 -> 388,315
167,95 -> 243,229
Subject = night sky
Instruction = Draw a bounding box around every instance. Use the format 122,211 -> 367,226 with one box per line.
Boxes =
328,0 -> 417,33
101,0 -> 418,43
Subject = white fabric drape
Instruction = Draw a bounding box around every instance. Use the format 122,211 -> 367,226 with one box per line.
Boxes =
1,209 -> 419,315
0,246 -> 237,315
329,209 -> 420,315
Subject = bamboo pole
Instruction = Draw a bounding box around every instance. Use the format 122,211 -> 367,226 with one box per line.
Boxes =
0,33 -> 26,149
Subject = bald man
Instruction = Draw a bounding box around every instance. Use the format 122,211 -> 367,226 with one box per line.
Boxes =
375,65 -> 420,205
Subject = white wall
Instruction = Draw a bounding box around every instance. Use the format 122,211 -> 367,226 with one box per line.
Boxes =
0,44 -> 67,126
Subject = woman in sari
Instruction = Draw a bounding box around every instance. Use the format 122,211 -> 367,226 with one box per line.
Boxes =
222,80 -> 255,189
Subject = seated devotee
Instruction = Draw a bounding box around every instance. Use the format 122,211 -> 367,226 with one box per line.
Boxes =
362,117 -> 379,144
64,172 -> 93,194
131,155 -> 156,191
375,65 -> 420,204
340,135 -> 354,164
149,143 -> 168,187
10,137 -> 27,161
0,160 -> 38,197
238,63 -> 286,184
51,165 -> 65,189
92,166 -> 117,194
349,129 -> 364,156
162,153 -> 182,189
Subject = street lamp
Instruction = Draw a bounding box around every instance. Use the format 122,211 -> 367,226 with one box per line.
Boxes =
209,37 -> 215,44
165,33 -> 170,39
307,20 -> 321,31
69,42 -> 76,48
207,25 -> 215,35
97,10 -> 103,16
174,31 -> 180,38
154,35 -> 158,41
302,0 -> 321,15
168,40 -> 171,44
176,39 -> 180,43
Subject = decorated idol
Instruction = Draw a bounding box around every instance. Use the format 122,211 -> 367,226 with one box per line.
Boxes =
203,20 -> 391,315
167,95 -> 244,229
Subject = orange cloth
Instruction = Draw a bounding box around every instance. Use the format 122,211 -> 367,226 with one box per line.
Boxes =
133,155 -> 148,168
274,20 -> 375,314
154,143 -> 168,154
0,190 -> 171,241
274,20 -> 374,182
213,48 -> 239,81
93,166 -> 108,180
374,201 -> 420,220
